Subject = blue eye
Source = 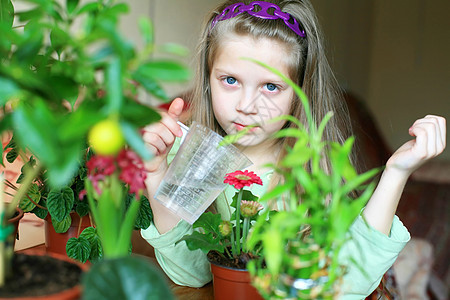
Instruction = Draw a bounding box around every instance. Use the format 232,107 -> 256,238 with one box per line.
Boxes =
265,83 -> 277,91
225,76 -> 237,85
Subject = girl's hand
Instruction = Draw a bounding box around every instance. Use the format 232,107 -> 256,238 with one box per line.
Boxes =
142,98 -> 185,174
386,115 -> 446,177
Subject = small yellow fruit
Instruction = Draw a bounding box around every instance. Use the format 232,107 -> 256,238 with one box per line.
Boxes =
88,119 -> 125,156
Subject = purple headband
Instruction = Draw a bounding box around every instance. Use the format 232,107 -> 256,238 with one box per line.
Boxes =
210,1 -> 306,38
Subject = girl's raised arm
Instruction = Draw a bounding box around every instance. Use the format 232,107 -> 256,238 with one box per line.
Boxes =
363,115 -> 446,235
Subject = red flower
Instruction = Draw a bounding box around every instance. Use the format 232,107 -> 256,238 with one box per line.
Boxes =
224,170 -> 262,190
117,149 -> 147,194
86,155 -> 116,176
85,149 -> 147,196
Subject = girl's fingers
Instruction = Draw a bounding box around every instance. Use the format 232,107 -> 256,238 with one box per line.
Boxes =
429,115 -> 446,150
409,115 -> 446,158
409,125 -> 429,159
167,97 -> 185,121
142,131 -> 168,155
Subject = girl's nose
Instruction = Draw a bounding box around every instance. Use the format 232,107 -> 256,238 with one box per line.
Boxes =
236,90 -> 258,114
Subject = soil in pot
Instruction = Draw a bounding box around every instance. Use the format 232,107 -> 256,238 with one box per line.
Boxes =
207,249 -> 258,269
0,252 -> 84,299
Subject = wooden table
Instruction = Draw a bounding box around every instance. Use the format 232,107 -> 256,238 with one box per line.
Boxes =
18,244 -> 214,299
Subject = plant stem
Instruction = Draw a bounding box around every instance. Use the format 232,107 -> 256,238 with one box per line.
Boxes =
230,228 -> 236,256
242,217 -> 250,252
224,245 -> 232,259
235,189 -> 243,256
6,162 -> 42,217
0,173 -> 5,287
5,179 -> 47,210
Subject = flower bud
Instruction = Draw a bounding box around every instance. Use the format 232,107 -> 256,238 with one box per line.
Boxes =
240,200 -> 263,218
219,221 -> 232,236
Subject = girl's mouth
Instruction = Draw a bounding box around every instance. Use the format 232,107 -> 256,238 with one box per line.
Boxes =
234,122 -> 257,132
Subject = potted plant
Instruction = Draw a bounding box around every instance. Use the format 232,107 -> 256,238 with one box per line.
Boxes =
3,143 -> 153,263
80,148 -> 174,299
177,58 -> 380,300
178,170 -> 265,300
0,0 -> 188,298
2,145 -> 95,256
245,61 -> 380,299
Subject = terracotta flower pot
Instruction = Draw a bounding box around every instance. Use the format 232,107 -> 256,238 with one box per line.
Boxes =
0,250 -> 88,300
45,212 -> 93,256
210,261 -> 263,300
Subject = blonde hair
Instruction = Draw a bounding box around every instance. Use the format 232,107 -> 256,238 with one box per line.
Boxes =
188,0 -> 354,201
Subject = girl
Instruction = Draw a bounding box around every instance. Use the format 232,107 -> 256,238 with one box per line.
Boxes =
141,0 -> 446,298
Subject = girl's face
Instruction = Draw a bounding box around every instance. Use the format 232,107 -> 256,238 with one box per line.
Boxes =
209,34 -> 294,148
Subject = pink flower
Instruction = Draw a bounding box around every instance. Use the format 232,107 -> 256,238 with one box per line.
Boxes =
86,155 -> 116,176
224,170 -> 262,190
85,149 -> 147,196
240,200 -> 263,218
117,149 -> 147,194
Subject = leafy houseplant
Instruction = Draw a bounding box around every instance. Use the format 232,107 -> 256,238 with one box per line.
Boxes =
80,148 -> 174,299
3,141 -> 153,263
245,61 -> 380,299
179,170 -> 263,267
0,0 -> 188,297
178,170 -> 265,299
3,144 -> 92,232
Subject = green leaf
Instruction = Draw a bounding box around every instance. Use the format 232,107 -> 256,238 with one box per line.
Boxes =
5,147 -> 18,164
158,43 -> 189,57
51,213 -> 72,233
12,102 -> 58,165
120,120 -> 152,161
261,228 -> 283,275
82,256 -> 174,300
45,141 -> 84,188
66,0 -> 79,14
138,17 -> 153,45
58,105 -> 104,141
75,2 -> 98,15
66,236 -> 91,263
132,194 -> 152,230
47,75 -> 79,103
79,227 -> 102,262
135,60 -> 190,82
231,190 -> 259,209
16,7 -> 43,23
178,231 -> 225,254
47,187 -> 74,222
281,148 -> 312,167
273,128 -> 305,139
105,56 -> 123,114
16,156 -> 36,184
16,22 -> 44,63
0,0 -> 14,28
0,77 -> 19,106
50,27 -> 69,55
121,98 -> 161,128
18,183 -> 41,212
258,181 -> 295,203
131,71 -> 169,100
75,200 -> 90,217
31,205 -> 48,219
192,211 -> 223,236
